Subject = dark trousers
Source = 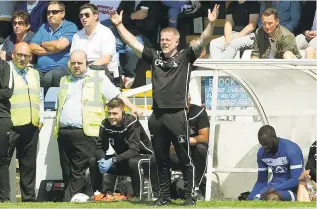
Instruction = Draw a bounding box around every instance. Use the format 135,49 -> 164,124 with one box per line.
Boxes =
170,143 -> 208,190
0,118 -> 13,202
89,155 -> 157,197
39,66 -> 67,95
7,124 -> 39,202
57,128 -> 98,202
148,109 -> 194,200
151,143 -> 208,197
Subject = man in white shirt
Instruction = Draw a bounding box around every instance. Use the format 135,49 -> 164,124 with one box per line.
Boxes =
70,3 -> 119,83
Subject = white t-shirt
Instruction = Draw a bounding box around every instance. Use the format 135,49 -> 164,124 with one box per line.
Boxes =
71,23 -> 119,77
91,1 -> 121,23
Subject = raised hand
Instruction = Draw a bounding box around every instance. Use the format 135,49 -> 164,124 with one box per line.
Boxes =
109,9 -> 123,27
208,4 -> 220,23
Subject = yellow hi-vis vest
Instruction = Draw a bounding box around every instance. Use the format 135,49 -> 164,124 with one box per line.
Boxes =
54,70 -> 107,137
9,62 -> 41,126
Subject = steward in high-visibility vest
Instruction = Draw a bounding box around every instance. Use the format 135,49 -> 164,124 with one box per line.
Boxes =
9,62 -> 41,126
54,69 -> 108,137
6,42 -> 43,202
56,50 -> 141,202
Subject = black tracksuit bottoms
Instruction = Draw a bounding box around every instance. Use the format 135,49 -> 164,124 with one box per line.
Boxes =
0,118 -> 12,202
89,155 -> 157,197
148,108 -> 194,200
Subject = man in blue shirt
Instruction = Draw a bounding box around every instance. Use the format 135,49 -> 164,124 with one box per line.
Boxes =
30,1 -> 77,95
248,125 -> 304,201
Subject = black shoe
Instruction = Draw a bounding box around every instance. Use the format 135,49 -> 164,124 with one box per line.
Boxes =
181,198 -> 196,206
151,198 -> 171,206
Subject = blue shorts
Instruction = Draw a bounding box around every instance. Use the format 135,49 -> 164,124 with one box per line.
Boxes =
254,183 -> 296,201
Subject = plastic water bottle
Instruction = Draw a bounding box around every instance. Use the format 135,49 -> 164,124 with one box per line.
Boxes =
306,180 -> 316,196
93,190 -> 102,201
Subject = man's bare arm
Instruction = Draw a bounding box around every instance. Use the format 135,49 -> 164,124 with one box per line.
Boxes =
30,43 -> 49,56
199,4 -> 220,47
110,10 -> 144,58
41,37 -> 70,53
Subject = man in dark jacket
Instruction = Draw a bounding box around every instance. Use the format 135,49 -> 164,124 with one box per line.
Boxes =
88,97 -> 157,198
0,59 -> 14,202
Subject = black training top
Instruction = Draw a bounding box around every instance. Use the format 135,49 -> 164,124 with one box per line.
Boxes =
188,104 -> 210,137
142,47 -> 200,109
0,60 -> 13,118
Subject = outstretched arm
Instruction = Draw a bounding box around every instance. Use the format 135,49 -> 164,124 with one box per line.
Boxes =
109,10 -> 144,58
199,4 -> 220,47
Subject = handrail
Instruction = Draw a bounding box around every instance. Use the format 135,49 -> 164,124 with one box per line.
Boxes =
122,84 -> 152,97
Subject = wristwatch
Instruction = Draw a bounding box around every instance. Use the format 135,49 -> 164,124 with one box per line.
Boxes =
112,157 -> 117,164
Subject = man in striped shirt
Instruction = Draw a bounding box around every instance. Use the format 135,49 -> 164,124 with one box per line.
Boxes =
248,125 -> 304,201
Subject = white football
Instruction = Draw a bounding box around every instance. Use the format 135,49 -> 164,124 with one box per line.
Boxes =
70,193 -> 90,203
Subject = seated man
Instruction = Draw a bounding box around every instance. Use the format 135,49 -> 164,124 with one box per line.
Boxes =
151,96 -> 210,200
71,3 -> 119,84
251,8 -> 301,59
247,125 -> 304,201
297,141 -> 316,202
30,1 -> 78,95
257,1 -> 300,34
89,98 -> 156,198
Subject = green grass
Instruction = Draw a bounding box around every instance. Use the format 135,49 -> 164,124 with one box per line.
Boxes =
0,200 -> 315,208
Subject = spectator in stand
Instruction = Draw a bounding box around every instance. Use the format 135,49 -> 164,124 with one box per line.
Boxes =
15,0 -> 48,33
30,1 -> 77,95
251,8 -> 301,59
248,125 -> 304,201
116,1 -> 161,88
295,1 -> 316,52
0,11 -> 35,61
257,1 -> 300,34
210,0 -> 259,59
297,141 -> 316,202
0,2 -> 17,45
70,3 -> 119,83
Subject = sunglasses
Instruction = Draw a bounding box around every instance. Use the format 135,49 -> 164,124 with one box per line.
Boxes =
47,10 -> 63,15
79,13 -> 91,19
12,21 -> 25,26
16,53 -> 31,59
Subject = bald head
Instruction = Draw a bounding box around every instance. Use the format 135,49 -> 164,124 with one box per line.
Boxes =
69,50 -> 88,77
70,50 -> 87,61
14,42 -> 31,55
12,42 -> 32,69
